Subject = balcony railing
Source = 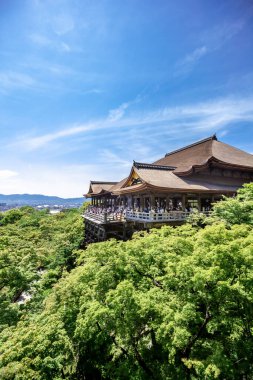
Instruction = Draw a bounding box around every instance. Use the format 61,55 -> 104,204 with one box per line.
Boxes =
83,209 -> 210,224
126,210 -> 192,222
83,211 -> 124,224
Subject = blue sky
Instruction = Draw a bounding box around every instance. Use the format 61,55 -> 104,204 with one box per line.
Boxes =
0,0 -> 253,197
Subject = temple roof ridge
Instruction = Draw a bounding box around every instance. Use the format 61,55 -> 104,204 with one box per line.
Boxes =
133,161 -> 176,171
165,134 -> 217,157
90,180 -> 117,184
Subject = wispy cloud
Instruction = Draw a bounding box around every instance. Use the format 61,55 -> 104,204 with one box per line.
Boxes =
100,149 -> 130,167
14,96 -> 253,151
201,19 -> 246,50
175,19 -> 246,76
108,102 -> 130,122
29,33 -> 52,47
0,164 -> 120,198
0,71 -> 36,90
0,170 -> 18,179
22,123 -> 97,149
175,46 -> 208,76
108,94 -> 144,122
52,13 -> 75,36
29,33 -> 72,53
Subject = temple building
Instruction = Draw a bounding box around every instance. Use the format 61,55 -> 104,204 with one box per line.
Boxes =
83,135 -> 253,242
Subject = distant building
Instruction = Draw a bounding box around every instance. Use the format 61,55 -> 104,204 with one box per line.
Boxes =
83,135 -> 253,242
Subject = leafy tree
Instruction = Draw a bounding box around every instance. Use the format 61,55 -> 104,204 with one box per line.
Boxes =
1,220 -> 252,379
212,183 -> 253,225
0,186 -> 253,379
0,208 -> 84,331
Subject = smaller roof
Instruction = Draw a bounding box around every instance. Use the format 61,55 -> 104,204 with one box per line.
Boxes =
84,181 -> 117,197
109,177 -> 128,192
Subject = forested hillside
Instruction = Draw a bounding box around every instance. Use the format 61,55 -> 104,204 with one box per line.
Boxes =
0,185 -> 253,380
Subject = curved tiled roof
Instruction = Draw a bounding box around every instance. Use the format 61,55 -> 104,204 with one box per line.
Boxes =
109,177 -> 128,192
84,136 -> 253,197
154,135 -> 253,174
212,140 -> 253,168
115,166 -> 243,194
84,181 -> 117,197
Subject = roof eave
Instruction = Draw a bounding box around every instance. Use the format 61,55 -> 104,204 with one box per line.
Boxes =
176,156 -> 253,176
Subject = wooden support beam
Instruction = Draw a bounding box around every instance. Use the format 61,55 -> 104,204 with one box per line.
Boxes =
150,194 -> 155,209
197,195 -> 201,211
140,196 -> 144,211
181,194 -> 186,211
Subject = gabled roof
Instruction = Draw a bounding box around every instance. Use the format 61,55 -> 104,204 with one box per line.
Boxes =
84,181 -> 117,197
84,136 -> 253,197
165,134 -> 217,157
114,164 -> 244,195
154,135 -> 253,174
109,177 -> 128,192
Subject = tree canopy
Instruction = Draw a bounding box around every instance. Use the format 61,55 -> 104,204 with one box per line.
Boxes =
0,185 -> 253,379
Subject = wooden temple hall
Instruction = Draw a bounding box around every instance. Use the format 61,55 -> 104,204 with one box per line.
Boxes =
83,135 -> 253,242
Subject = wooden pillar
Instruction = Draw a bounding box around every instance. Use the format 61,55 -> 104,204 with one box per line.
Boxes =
166,195 -> 170,210
181,194 -> 186,211
150,194 -> 155,209
140,195 -> 144,211
197,195 -> 201,211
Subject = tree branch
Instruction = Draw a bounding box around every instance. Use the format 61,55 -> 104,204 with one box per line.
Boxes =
131,264 -> 163,289
181,308 -> 212,359
96,321 -> 129,358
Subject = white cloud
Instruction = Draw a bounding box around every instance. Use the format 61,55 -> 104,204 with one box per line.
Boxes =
60,42 -> 71,52
0,164 -> 124,198
15,96 -> 253,150
108,102 -> 130,122
219,130 -> 229,137
29,33 -> 52,47
29,33 -> 72,53
53,13 -> 75,35
108,94 -> 144,122
175,46 -> 208,76
22,123 -> 98,149
201,20 -> 245,50
0,170 -> 18,179
175,18 -> 246,77
100,149 -> 130,167
0,71 -> 36,90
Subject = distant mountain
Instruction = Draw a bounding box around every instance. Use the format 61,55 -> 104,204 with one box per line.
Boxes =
0,194 -> 85,206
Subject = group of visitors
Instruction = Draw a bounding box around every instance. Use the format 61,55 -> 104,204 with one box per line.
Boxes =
87,198 -> 212,218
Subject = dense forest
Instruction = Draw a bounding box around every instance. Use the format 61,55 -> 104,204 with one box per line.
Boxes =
0,184 -> 253,380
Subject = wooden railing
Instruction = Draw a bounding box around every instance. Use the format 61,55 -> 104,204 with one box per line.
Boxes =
83,210 -> 210,224
125,210 -> 192,222
83,211 -> 124,224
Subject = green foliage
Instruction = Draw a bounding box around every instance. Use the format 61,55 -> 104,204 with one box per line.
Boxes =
0,185 -> 253,379
0,208 -> 84,331
1,220 -> 253,379
79,201 -> 91,214
212,183 -> 253,225
0,209 -> 23,226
